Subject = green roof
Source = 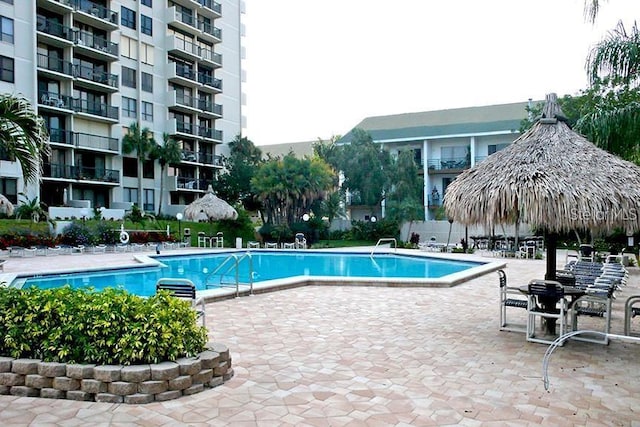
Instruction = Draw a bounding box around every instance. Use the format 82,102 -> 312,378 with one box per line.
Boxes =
338,100 -> 537,143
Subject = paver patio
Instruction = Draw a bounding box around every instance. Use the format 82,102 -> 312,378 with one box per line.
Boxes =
0,248 -> 638,426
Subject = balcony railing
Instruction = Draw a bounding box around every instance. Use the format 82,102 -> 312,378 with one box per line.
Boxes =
197,0 -> 222,15
198,20 -> 221,39
72,0 -> 118,25
75,30 -> 118,56
177,176 -> 208,190
175,92 -> 198,109
200,48 -> 222,66
198,98 -> 222,115
75,132 -> 118,151
37,53 -> 73,76
74,63 -> 118,88
172,37 -> 200,56
73,98 -> 119,120
180,150 -> 198,162
175,121 -> 196,135
197,72 -> 222,89
173,9 -> 195,27
39,90 -> 74,110
212,129 -> 223,141
37,16 -> 75,41
173,63 -> 197,81
44,163 -> 120,183
427,157 -> 471,171
48,128 -> 73,145
198,153 -> 222,165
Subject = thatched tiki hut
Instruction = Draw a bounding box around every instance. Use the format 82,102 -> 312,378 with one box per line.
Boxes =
444,93 -> 640,279
183,185 -> 238,222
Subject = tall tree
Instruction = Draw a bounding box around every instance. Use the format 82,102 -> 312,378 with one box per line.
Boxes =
122,122 -> 155,210
385,150 -> 424,224
0,94 -> 50,185
214,134 -> 263,211
151,133 -> 182,216
336,128 -> 391,211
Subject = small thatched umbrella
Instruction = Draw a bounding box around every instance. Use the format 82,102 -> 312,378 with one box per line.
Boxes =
183,185 -> 238,222
0,194 -> 14,216
444,93 -> 640,280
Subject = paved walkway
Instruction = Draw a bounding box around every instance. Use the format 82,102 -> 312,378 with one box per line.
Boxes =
0,249 -> 639,426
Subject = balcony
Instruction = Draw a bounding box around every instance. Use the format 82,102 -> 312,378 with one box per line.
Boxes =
197,72 -> 222,93
74,30 -> 118,60
199,48 -> 222,68
198,153 -> 223,167
166,35 -> 200,61
173,176 -> 208,191
170,119 -> 198,138
166,7 -> 197,34
180,149 -> 198,162
197,0 -> 222,18
426,157 -> 471,174
48,128 -> 73,145
168,91 -> 199,114
167,62 -> 199,88
73,98 -> 119,122
73,63 -> 118,91
38,91 -> 74,111
197,20 -> 221,43
75,132 -> 118,152
44,163 -> 120,183
36,16 -> 75,46
38,0 -> 74,13
72,0 -> 118,31
198,99 -> 222,118
199,126 -> 222,142
37,53 -> 74,78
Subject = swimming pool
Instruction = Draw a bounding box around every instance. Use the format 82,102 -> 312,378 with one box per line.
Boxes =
20,250 -> 496,297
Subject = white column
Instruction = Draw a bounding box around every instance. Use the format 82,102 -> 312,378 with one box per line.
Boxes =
422,140 -> 429,221
470,136 -> 476,166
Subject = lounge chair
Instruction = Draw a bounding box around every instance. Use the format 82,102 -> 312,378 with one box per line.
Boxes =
156,278 -> 206,327
294,233 -> 307,249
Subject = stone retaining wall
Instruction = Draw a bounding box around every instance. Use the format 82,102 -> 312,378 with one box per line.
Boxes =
0,343 -> 233,404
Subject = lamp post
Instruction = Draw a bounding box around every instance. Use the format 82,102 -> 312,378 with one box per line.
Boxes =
176,212 -> 183,243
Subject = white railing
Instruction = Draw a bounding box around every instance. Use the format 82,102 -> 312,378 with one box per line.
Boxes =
206,252 -> 253,296
370,238 -> 397,257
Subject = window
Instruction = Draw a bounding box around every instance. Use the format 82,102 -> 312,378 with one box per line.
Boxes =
142,159 -> 154,179
123,159 -> 137,178
0,16 -> 13,44
0,55 -> 13,82
143,189 -> 154,212
141,14 -> 152,36
441,145 -> 467,160
0,0 -> 14,4
0,178 -> 17,204
141,72 -> 152,92
122,96 -> 136,118
120,36 -> 137,60
121,66 -> 136,88
141,43 -> 154,65
141,0 -> 152,6
123,187 -> 138,205
141,101 -> 153,121
121,7 -> 136,29
488,143 -> 509,155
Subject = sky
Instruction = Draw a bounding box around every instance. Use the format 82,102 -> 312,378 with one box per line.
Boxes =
242,0 -> 640,146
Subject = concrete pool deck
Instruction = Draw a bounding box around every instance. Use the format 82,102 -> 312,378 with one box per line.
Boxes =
0,247 -> 639,425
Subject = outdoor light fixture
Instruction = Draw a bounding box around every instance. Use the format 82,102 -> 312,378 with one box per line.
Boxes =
176,212 -> 183,242
302,213 -> 310,222
370,216 -> 377,223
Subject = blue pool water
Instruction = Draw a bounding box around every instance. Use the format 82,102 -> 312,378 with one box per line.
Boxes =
21,251 -> 483,296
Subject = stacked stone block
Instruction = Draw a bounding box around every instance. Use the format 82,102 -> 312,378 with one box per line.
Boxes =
0,344 -> 233,403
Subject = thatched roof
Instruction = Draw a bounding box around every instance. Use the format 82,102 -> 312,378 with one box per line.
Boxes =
0,194 -> 13,216
444,93 -> 640,235
183,185 -> 238,222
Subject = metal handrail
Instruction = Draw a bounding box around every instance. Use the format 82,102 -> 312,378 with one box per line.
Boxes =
370,238 -> 397,257
206,252 -> 253,296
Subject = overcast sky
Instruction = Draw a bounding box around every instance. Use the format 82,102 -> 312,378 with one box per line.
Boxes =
242,0 -> 640,146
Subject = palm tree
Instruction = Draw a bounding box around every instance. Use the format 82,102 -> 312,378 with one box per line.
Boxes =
574,3 -> 640,161
152,133 -> 182,216
0,93 -> 50,185
122,122 -> 155,210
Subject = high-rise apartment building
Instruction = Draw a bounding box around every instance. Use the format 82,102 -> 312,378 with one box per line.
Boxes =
0,0 -> 243,217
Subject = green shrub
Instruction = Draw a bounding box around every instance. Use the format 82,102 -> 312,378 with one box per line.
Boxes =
0,287 -> 207,365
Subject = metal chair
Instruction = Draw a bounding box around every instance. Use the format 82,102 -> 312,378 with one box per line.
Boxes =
526,280 -> 568,345
156,278 -> 206,327
498,269 -> 528,333
624,295 -> 640,336
570,287 -> 614,345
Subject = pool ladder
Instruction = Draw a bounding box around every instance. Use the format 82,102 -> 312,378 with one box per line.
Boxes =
370,238 -> 397,257
206,252 -> 254,296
